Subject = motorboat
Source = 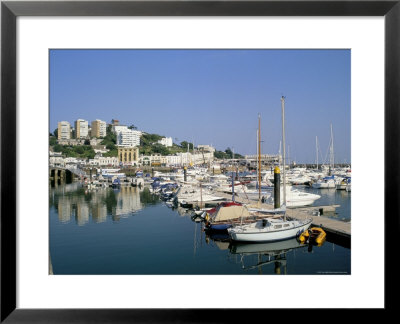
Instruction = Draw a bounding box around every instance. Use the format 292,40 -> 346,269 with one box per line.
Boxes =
336,177 -> 351,190
173,185 -> 224,204
312,175 -> 336,188
265,187 -> 320,207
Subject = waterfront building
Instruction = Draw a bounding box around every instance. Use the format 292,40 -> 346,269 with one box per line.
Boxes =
118,146 -> 140,166
140,156 -> 151,166
91,119 -> 107,138
151,154 -> 167,166
88,159 -> 100,166
244,154 -> 281,165
165,154 -> 181,166
157,137 -> 173,147
49,151 -> 65,168
75,119 -> 89,139
64,157 -> 79,169
98,156 -> 119,167
57,121 -> 71,140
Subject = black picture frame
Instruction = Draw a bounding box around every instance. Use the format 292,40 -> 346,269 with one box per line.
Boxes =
1,0 -> 398,322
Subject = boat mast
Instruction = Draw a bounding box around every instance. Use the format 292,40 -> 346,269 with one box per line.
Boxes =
281,96 -> 287,214
256,129 -> 259,186
316,136 -> 318,169
258,114 -> 262,204
330,123 -> 334,170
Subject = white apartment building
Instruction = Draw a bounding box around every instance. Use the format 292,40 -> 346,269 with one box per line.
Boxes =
158,137 -> 173,147
91,119 -> 107,138
75,119 -> 89,138
57,121 -> 71,140
113,126 -> 141,147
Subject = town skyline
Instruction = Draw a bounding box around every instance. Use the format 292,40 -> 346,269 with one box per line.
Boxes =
50,49 -> 351,163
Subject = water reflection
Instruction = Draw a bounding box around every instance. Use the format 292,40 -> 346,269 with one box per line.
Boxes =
50,183 -> 158,226
205,232 -> 310,274
229,239 -> 308,274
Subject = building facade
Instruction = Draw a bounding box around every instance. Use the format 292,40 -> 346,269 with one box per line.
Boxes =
57,121 -> 71,140
114,126 -> 141,147
91,119 -> 107,138
75,119 -> 89,139
244,154 -> 281,165
118,146 -> 140,166
157,137 -> 173,147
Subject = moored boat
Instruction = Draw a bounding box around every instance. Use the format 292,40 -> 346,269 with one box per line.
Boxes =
227,216 -> 313,242
312,175 -> 336,189
336,177 -> 351,190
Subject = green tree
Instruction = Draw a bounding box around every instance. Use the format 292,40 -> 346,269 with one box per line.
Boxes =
49,136 -> 57,146
53,144 -> 63,152
152,144 -> 170,155
103,149 -> 118,157
225,147 -> 233,158
105,143 -> 116,151
180,141 -> 193,150
53,128 -> 58,138
75,146 -> 85,154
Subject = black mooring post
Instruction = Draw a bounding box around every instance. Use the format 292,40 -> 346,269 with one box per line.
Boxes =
274,166 -> 281,209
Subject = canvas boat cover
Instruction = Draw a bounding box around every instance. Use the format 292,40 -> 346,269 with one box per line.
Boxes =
213,205 -> 251,222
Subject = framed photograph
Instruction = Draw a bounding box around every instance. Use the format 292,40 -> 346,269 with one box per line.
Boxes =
1,0 -> 398,321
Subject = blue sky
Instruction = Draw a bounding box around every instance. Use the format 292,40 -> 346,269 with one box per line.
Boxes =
50,49 -> 350,164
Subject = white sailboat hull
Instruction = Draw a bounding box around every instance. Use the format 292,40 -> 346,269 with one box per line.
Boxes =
228,218 -> 312,242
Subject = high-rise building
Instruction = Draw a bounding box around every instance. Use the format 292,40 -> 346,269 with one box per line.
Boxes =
57,121 -> 71,140
91,119 -> 107,138
75,119 -> 89,139
113,126 -> 141,147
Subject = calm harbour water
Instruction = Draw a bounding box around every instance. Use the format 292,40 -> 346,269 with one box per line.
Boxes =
49,182 -> 350,275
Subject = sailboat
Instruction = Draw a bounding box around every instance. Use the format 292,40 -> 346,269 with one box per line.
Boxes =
312,124 -> 336,188
228,97 -> 312,242
236,116 -> 273,201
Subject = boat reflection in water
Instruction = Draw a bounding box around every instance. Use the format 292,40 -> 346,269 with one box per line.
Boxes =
229,238 -> 307,274
205,231 -> 311,274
